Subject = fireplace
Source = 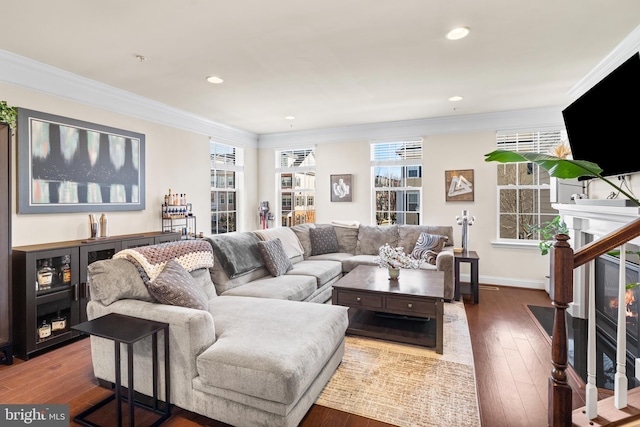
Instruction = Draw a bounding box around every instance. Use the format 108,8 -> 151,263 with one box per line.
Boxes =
594,248 -> 640,361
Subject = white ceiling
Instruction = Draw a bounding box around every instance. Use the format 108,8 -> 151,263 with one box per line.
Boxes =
3,1 -> 640,136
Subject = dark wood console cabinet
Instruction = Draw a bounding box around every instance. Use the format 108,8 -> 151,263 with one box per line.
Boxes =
12,231 -> 180,360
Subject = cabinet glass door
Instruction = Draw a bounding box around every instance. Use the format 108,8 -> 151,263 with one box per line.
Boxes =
79,241 -> 121,323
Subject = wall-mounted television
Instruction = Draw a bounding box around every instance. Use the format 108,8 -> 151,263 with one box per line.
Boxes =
562,52 -> 640,178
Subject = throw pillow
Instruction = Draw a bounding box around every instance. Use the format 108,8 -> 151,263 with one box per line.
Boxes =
148,260 -> 209,310
257,238 -> 294,277
309,226 -> 339,256
411,232 -> 449,265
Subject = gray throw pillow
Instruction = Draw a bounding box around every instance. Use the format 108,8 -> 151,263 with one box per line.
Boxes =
88,258 -> 156,305
257,238 -> 294,276
411,232 -> 449,265
309,226 -> 339,255
148,260 -> 209,310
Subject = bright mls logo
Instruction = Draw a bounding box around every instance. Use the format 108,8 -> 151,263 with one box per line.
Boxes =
1,405 -> 69,426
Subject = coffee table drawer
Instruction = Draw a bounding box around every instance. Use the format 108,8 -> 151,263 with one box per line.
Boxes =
336,290 -> 383,309
385,296 -> 436,316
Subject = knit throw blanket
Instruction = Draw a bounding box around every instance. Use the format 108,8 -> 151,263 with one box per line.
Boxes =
113,240 -> 214,286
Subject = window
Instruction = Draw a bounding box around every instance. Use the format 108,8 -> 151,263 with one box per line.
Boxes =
210,140 -> 243,234
371,139 -> 423,225
276,148 -> 315,226
495,130 -> 565,241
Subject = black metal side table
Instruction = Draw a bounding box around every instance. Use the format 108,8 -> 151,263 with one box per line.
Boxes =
454,250 -> 480,304
72,313 -> 171,427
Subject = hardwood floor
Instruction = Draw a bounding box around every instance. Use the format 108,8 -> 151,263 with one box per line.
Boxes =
0,286 -> 565,426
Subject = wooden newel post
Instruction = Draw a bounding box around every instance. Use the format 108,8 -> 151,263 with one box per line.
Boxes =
548,233 -> 574,426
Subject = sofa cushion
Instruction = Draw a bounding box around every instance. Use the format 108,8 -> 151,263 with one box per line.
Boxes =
190,268 -> 218,300
333,225 -> 359,254
197,297 -> 348,405
220,274 -> 317,301
411,232 -> 449,265
254,227 -> 304,260
88,258 -> 155,306
398,224 -> 454,251
286,260 -> 342,287
309,226 -> 339,255
148,260 -> 209,310
341,254 -> 379,273
355,224 -> 398,255
257,238 -> 294,277
289,223 -> 316,258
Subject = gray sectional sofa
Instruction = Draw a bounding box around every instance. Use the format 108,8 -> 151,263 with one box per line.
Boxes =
84,222 -> 454,427
208,222 -> 455,302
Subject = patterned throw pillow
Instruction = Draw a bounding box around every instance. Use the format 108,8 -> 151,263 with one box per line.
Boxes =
148,260 -> 209,310
257,238 -> 294,277
411,232 -> 449,265
309,226 -> 339,256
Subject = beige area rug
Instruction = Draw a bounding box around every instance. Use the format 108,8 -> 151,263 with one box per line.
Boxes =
316,301 -> 480,427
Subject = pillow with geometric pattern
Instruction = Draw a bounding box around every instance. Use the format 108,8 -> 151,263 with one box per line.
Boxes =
257,238 -> 294,277
148,260 -> 209,310
411,232 -> 449,265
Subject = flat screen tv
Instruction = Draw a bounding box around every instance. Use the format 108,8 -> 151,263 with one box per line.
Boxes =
562,52 -> 640,178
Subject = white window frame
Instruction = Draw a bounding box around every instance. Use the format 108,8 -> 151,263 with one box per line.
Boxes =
210,139 -> 243,234
275,147 -> 316,227
370,138 -> 423,225
493,130 -> 566,248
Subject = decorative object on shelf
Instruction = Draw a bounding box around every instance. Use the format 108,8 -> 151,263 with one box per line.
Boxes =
374,243 -> 420,280
0,100 -> 17,129
100,213 -> 108,238
445,169 -> 474,201
17,108 -> 146,214
51,311 -> 66,332
38,320 -> 51,340
36,261 -> 53,291
330,174 -> 352,202
456,210 -> 475,254
89,214 -> 99,239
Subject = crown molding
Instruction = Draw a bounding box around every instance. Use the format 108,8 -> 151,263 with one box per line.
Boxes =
0,49 -> 258,147
568,24 -> 640,99
257,106 -> 565,148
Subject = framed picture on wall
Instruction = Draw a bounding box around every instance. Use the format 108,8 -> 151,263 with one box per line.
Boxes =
17,108 -> 146,213
445,169 -> 474,201
331,174 -> 352,202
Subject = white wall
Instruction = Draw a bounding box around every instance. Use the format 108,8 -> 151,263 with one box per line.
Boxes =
2,82 -> 257,246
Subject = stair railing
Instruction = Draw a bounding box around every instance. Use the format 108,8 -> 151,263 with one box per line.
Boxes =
549,216 -> 640,426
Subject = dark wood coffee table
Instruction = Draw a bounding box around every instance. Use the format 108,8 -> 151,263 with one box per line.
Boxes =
332,265 -> 445,353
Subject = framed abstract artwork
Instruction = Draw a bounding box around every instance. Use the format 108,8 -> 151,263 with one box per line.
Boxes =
445,169 -> 474,202
17,108 -> 145,213
330,174 -> 352,202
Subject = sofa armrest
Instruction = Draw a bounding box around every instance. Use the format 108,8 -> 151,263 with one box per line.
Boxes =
86,299 -> 216,411
435,248 -> 454,300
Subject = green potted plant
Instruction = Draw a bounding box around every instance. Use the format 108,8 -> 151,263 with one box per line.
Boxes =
0,101 -> 17,129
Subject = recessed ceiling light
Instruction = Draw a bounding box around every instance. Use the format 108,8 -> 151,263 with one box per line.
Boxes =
446,27 -> 470,40
449,96 -> 463,102
284,116 -> 296,120
206,76 -> 224,84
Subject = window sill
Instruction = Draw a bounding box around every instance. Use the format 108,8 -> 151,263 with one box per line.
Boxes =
491,240 -> 541,250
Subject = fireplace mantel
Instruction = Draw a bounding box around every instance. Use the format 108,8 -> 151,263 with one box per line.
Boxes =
553,202 -> 640,318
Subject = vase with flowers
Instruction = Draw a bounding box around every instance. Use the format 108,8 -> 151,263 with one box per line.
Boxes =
374,244 -> 421,280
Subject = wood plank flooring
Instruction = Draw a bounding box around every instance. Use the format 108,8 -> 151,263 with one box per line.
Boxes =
0,286 -> 574,426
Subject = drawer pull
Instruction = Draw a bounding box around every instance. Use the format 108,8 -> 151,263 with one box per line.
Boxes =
356,297 -> 361,302
407,303 -> 413,308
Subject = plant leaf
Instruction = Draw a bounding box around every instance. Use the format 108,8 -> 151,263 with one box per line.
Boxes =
484,150 -> 603,179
